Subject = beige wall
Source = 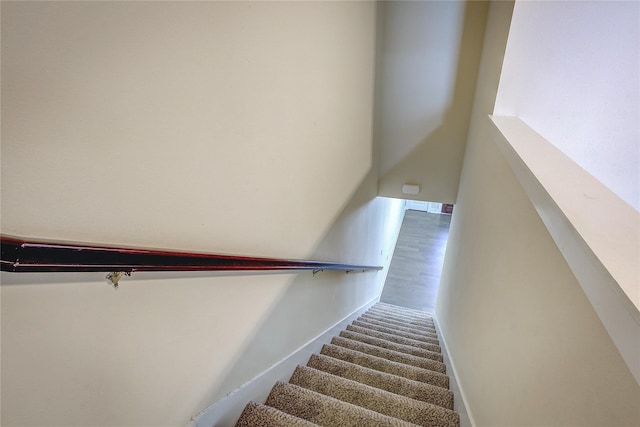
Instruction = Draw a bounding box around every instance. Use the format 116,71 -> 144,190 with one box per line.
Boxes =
376,1 -> 487,204
1,1 -> 373,257
495,1 -> 639,211
436,2 -> 640,425
1,2 -> 406,426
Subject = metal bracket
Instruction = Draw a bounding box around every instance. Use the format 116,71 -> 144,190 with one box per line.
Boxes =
313,269 -> 324,275
106,271 -> 131,289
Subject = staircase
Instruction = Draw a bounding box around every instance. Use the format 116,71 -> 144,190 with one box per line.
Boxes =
234,302 -> 459,426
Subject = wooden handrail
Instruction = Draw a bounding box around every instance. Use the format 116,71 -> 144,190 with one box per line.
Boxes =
1,235 -> 383,277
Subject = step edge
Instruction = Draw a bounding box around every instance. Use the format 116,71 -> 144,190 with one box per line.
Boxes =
234,401 -> 319,427
339,330 -> 444,362
370,305 -> 435,318
366,310 -> 437,326
356,318 -> 439,338
361,313 -> 437,328
331,336 -> 447,374
346,325 -> 443,353
307,353 -> 455,409
288,365 -> 459,424
266,381 -> 419,426
320,343 -> 450,389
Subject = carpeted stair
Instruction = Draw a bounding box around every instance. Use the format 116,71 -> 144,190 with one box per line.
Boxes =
234,302 -> 459,427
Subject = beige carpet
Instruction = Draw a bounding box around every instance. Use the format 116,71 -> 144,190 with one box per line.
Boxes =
234,302 -> 459,427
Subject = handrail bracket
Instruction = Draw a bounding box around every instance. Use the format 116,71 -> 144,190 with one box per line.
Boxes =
106,271 -> 131,289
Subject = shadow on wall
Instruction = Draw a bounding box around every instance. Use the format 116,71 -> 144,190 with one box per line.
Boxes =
377,1 -> 489,204
188,2 -> 491,416
190,163 -> 398,415
0,162 -> 401,427
0,166 -> 392,427
189,5 -> 401,408
1,2 -> 394,426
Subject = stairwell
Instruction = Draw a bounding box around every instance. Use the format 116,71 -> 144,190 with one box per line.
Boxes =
234,302 -> 459,426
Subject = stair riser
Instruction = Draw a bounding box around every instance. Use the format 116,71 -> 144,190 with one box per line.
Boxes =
376,302 -> 434,316
339,330 -> 443,362
307,354 -> 454,410
361,313 -> 437,332
265,382 -> 417,426
331,336 -> 446,374
289,366 -> 460,427
366,310 -> 436,328
347,325 -> 442,354
320,344 -> 450,389
368,307 -> 434,324
233,304 -> 458,427
235,402 -> 317,427
356,316 -> 439,339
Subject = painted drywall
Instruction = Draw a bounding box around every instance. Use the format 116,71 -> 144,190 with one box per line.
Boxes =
495,0 -> 640,211
376,0 -> 488,203
1,193 -> 405,427
0,2 -> 407,426
490,116 -> 640,384
1,1 -> 374,256
436,2 -> 640,425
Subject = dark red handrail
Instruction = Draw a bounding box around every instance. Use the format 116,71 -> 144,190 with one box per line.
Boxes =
0,235 -> 383,274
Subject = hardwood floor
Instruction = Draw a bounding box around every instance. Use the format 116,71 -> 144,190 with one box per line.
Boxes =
378,209 -> 472,427
380,209 -> 451,313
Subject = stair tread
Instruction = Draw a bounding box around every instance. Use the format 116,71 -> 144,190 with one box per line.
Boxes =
355,317 -> 438,340
290,365 -> 459,427
307,353 -> 454,410
373,309 -> 433,323
235,402 -> 319,427
233,303 -> 458,426
368,313 -> 435,326
265,381 -> 420,426
360,316 -> 436,334
364,311 -> 436,328
332,336 -> 445,374
320,343 -> 450,389
373,302 -> 433,318
346,325 -> 442,354
368,307 -> 435,322
374,303 -> 434,320
339,330 -> 443,362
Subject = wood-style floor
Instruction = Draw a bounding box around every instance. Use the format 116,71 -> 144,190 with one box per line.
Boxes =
379,209 -> 471,427
380,209 -> 451,313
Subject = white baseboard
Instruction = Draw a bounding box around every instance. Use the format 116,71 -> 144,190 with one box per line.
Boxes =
432,313 -> 474,427
188,297 -> 379,427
